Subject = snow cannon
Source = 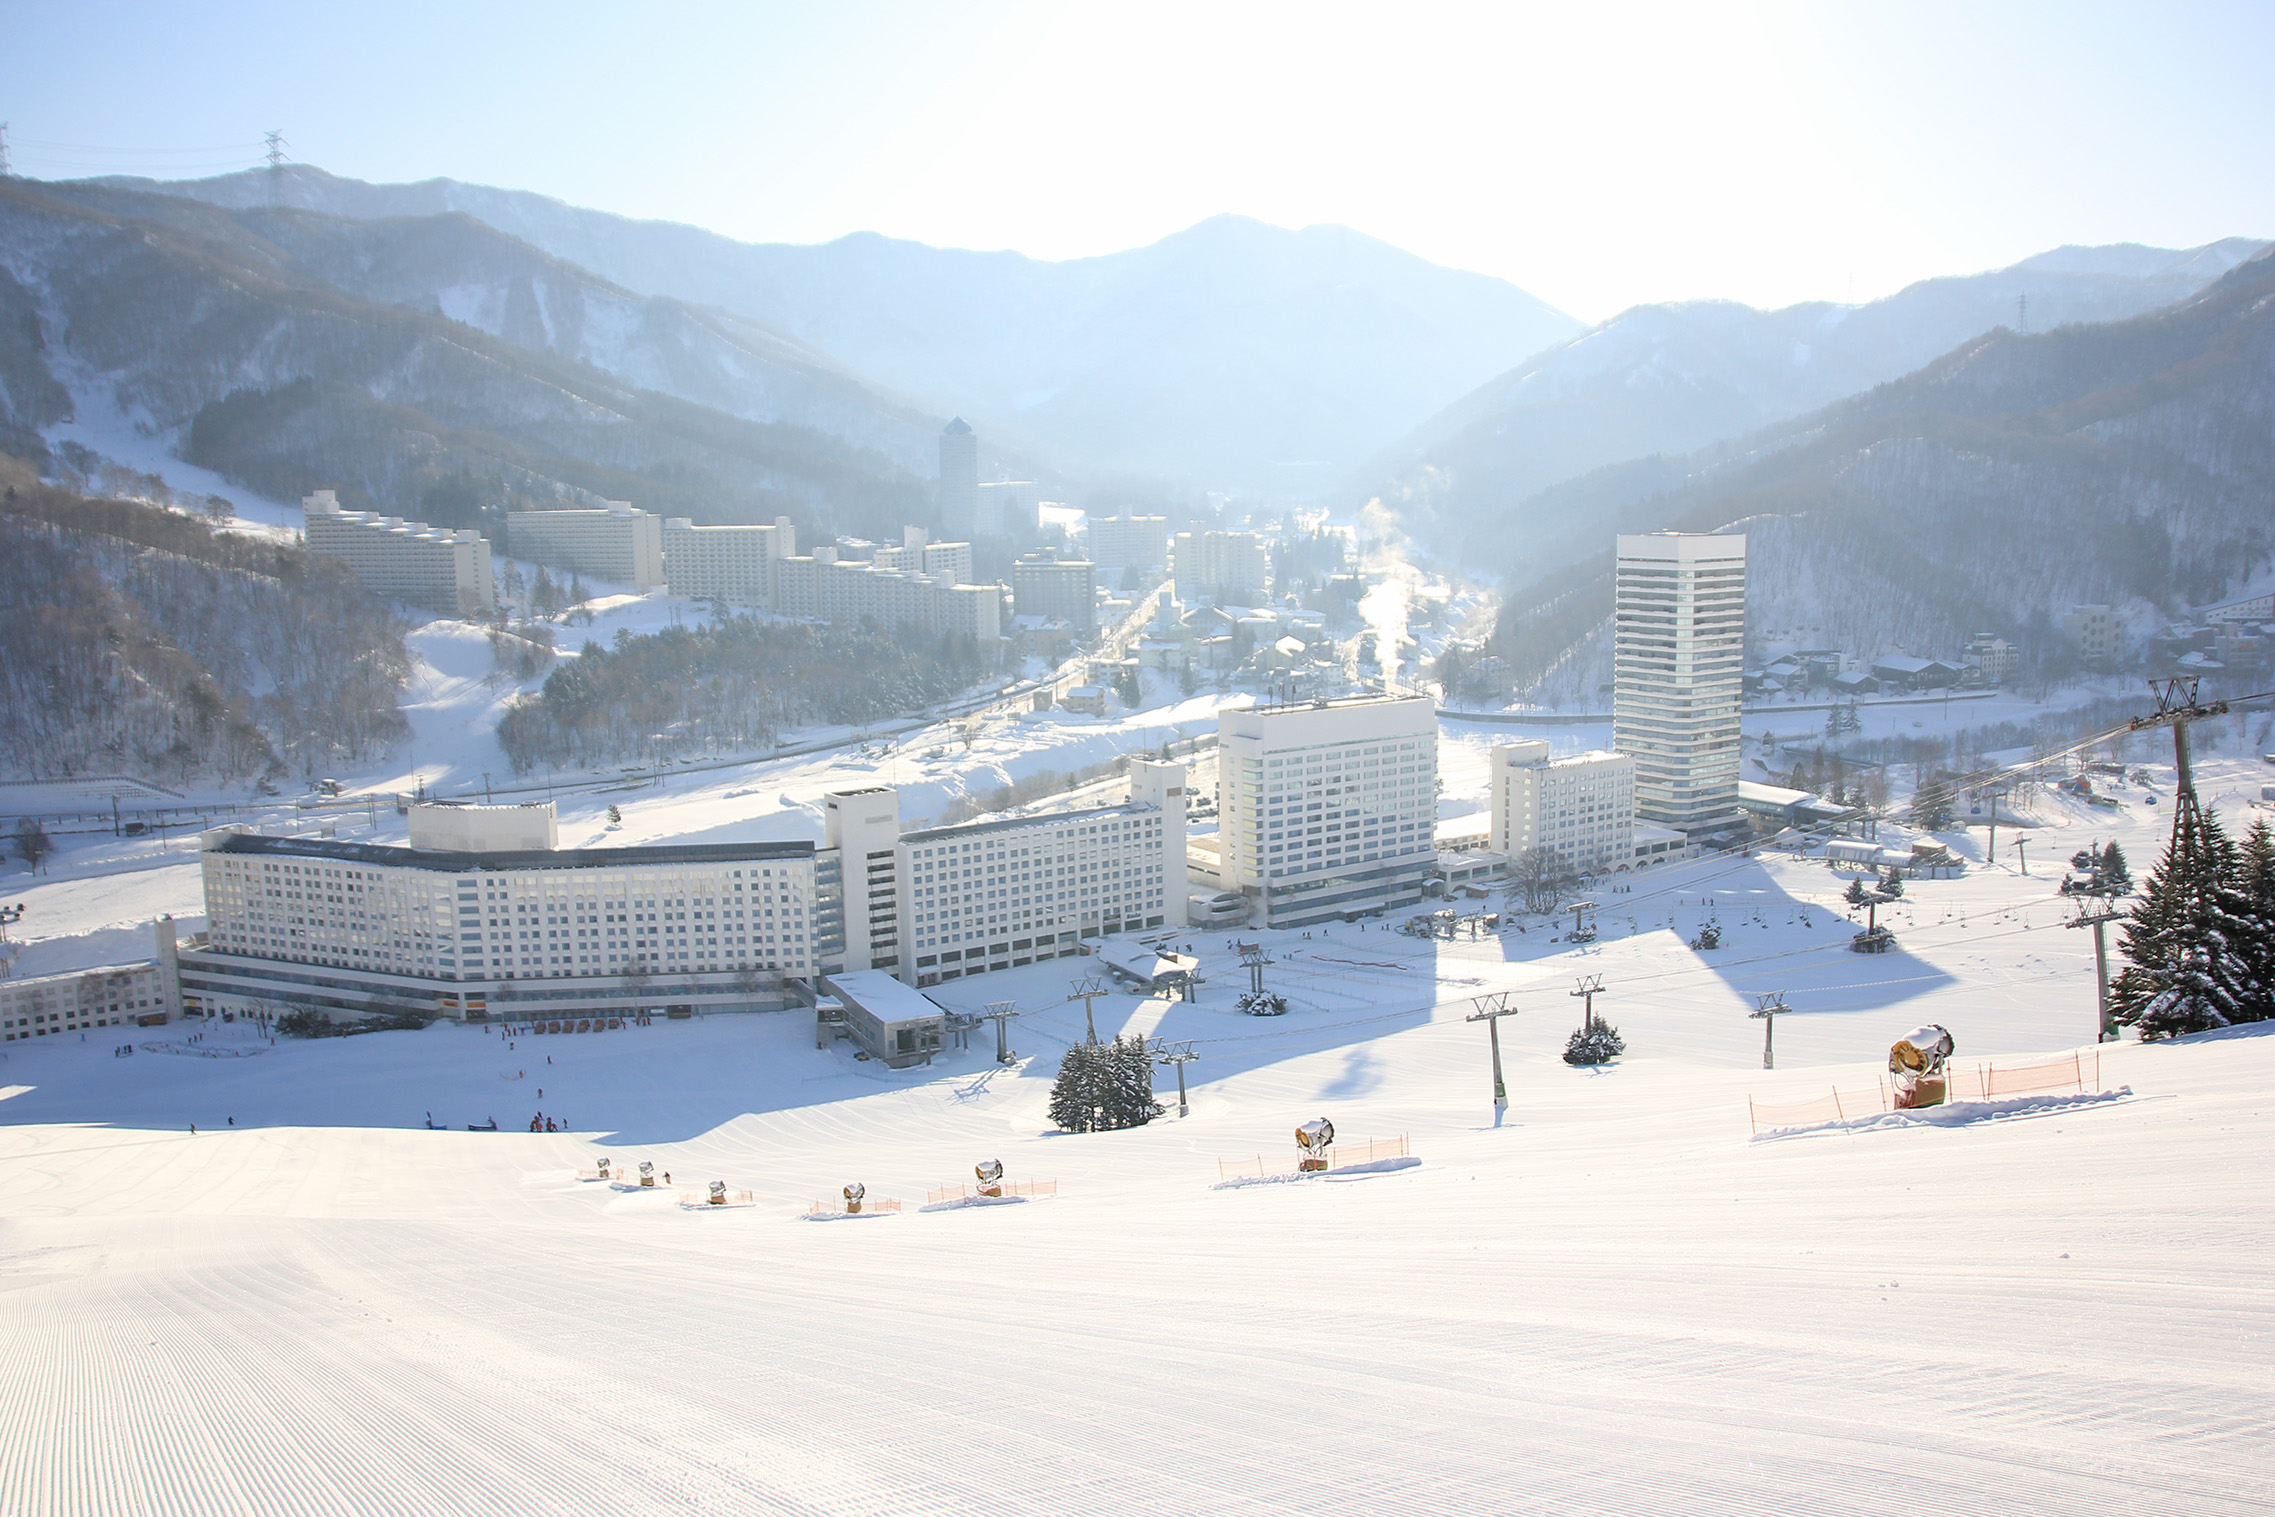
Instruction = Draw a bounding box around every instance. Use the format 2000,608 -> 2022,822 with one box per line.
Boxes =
974,1159 -> 1005,1198
638,1161 -> 656,1188
843,1182 -> 866,1215
707,1180 -> 728,1206
1889,1025 -> 1957,1109
595,1157 -> 611,1180
1296,1118 -> 1336,1172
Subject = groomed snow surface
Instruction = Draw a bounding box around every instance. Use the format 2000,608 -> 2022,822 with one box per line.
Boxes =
6,807 -> 2274,1515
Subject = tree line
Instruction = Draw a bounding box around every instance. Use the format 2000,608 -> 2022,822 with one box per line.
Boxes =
495,616 -> 990,772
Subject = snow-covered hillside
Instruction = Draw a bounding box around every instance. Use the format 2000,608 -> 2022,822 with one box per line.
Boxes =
4,790 -> 2271,1513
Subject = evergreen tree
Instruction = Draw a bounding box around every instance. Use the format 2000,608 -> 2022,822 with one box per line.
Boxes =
1843,876 -> 1870,908
2099,841 -> 2132,895
2113,804 -> 2248,1032
2222,819 -> 2275,1023
1880,866 -> 1904,899
1048,1036 -> 1162,1131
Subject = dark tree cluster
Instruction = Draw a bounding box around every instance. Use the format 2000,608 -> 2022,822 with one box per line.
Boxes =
2114,814 -> 2275,1039
1047,1034 -> 1162,1133
495,616 -> 987,773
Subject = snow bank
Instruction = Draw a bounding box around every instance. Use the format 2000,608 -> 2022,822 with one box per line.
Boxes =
1751,1086 -> 2134,1141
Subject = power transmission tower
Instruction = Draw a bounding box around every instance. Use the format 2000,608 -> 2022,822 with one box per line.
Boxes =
1570,974 -> 1604,1034
263,129 -> 289,204
981,1000 -> 1020,1065
0,123 -> 11,178
1465,991 -> 1519,1120
2017,292 -> 2028,333
1149,1038 -> 1198,1118
2065,907 -> 2125,1044
1750,992 -> 1790,1069
1067,976 -> 1108,1044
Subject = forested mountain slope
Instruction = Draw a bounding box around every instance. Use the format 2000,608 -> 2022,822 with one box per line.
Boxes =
0,457 -> 410,784
91,167 -> 1584,489
0,181 -> 933,537
1363,238 -> 2265,556
1486,246 -> 2275,700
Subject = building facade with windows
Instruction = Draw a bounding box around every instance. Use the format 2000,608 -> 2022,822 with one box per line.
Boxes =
301,491 -> 493,617
0,919 -> 182,1041
1171,530 -> 1271,603
1215,695 -> 1439,929
506,502 -> 665,590
1013,551 -> 1098,630
1087,514 -> 1170,572
1613,531 -> 1747,838
662,515 -> 796,606
772,552 -> 1003,642
895,759 -> 1187,988
184,815 -> 817,1023
1488,741 -> 1636,875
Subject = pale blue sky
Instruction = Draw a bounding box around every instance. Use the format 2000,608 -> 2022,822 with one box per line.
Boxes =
4,1 -> 2270,321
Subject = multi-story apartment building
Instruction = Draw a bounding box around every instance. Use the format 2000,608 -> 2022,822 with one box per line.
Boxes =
182,804 -> 817,1023
773,551 -> 1003,642
1961,633 -> 2022,686
506,502 -> 666,590
0,918 -> 183,1042
2062,605 -> 2126,669
662,515 -> 795,606
1087,514 -> 1169,572
1215,695 -> 1438,928
300,491 -> 493,617
1013,551 -> 1097,629
870,527 -> 974,587
938,418 -> 979,537
1171,530 -> 1271,603
1488,741 -> 1636,875
1614,531 -> 1747,838
896,759 -> 1187,987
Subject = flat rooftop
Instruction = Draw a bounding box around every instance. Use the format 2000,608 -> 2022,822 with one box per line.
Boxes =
207,831 -> 815,875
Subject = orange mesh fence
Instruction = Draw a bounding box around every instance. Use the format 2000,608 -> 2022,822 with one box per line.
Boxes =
808,1198 -> 903,1215
1217,1135 -> 1411,1180
1748,1088 -> 1890,1135
926,1180 -> 1056,1204
1981,1051 -> 2098,1097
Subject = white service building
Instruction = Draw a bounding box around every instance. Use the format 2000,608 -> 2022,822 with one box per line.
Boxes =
1215,695 -> 1439,928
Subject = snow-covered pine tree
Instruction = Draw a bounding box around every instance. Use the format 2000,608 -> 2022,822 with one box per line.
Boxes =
2133,949 -> 2232,1039
2220,818 -> 2275,1023
1097,1035 -> 1164,1129
1843,876 -> 1870,907
2112,803 -> 2247,1032
2099,841 -> 2132,895
1047,1041 -> 1104,1132
1880,866 -> 1904,899
1563,1020 -> 1625,1065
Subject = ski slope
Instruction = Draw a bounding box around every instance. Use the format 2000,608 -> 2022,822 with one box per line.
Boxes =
4,823 -> 2273,1515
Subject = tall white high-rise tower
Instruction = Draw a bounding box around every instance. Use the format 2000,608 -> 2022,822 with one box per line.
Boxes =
1613,532 -> 1747,837
938,418 -> 979,538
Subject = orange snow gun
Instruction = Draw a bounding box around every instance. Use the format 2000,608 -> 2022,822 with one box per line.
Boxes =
1889,1025 -> 1956,1109
638,1161 -> 656,1187
1296,1118 -> 1336,1172
843,1182 -> 866,1215
975,1158 -> 1005,1198
707,1180 -> 728,1206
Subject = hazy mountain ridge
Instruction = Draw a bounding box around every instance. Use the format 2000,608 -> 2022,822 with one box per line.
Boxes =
1486,246 -> 2275,700
93,167 -> 1585,488
0,180 -> 932,535
1362,237 -> 2268,556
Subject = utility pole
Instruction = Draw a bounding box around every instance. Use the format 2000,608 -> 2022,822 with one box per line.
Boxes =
1465,991 -> 1519,1121
1570,974 -> 1604,1034
2065,908 -> 2125,1043
982,1000 -> 1020,1066
1067,976 -> 1108,1044
1750,992 -> 1790,1070
1149,1038 -> 1198,1118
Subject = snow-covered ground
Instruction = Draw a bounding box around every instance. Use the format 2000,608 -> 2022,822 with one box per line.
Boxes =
4,818 -> 2270,1513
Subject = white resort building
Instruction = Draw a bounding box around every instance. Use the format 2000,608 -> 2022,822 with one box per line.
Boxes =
300,490 -> 494,617
1214,694 -> 1439,929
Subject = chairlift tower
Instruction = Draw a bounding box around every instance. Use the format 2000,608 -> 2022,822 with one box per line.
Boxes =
1067,976 -> 1108,1044
1750,991 -> 1790,1069
981,1000 -> 1021,1066
1149,1038 -> 1199,1118
1465,992 -> 1520,1119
